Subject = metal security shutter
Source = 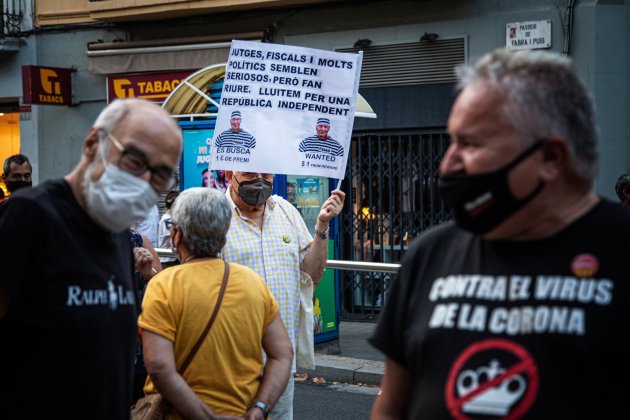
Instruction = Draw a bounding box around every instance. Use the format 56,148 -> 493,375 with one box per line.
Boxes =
338,129 -> 452,320
338,38 -> 465,87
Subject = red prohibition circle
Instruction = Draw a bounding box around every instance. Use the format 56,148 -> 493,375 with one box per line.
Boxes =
445,338 -> 539,420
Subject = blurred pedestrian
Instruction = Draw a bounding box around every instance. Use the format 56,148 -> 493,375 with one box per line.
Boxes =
2,153 -> 32,195
136,204 -> 160,246
615,171 -> 630,204
0,98 -> 182,420
370,48 -> 628,419
130,227 -> 162,402
157,190 -> 179,268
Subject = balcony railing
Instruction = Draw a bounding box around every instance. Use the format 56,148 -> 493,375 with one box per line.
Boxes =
2,0 -> 24,37
156,248 -> 401,322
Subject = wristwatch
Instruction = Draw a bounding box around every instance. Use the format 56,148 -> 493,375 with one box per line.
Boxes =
314,224 -> 329,239
248,401 -> 271,418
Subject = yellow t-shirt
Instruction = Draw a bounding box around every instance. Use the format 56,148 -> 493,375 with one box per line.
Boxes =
138,258 -> 279,417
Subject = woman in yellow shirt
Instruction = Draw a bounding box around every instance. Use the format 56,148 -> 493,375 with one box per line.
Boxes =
139,188 -> 293,419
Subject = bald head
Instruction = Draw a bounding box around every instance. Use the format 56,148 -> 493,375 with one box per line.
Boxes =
94,99 -> 182,167
66,99 -> 183,218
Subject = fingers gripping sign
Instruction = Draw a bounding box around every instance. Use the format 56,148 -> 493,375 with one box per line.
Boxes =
318,189 -> 345,224
306,187 -> 345,284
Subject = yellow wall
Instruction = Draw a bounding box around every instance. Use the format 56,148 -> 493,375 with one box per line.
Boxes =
35,0 -> 330,25
0,112 -> 21,194
36,0 -> 93,25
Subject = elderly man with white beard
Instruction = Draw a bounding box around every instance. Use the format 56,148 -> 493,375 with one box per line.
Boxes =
0,98 -> 182,420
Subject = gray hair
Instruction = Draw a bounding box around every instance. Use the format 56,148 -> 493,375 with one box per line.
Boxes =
456,48 -> 599,181
171,187 -> 232,257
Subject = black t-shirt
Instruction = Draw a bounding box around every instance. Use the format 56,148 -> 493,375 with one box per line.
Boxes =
370,199 -> 630,419
0,179 -> 137,420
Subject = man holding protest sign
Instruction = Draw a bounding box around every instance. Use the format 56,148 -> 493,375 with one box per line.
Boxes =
299,117 -> 344,157
212,39 -> 361,418
221,170 -> 344,419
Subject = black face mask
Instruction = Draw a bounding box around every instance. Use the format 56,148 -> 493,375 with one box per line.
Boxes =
233,176 -> 273,207
6,180 -> 32,193
438,141 -> 545,234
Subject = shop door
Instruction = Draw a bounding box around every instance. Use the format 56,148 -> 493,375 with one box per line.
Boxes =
0,107 -> 21,200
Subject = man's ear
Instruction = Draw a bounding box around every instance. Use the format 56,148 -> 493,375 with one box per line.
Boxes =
83,128 -> 101,160
225,171 -> 233,181
539,136 -> 568,181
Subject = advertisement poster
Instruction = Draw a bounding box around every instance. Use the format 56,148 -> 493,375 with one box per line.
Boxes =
210,40 -> 362,179
295,177 -> 321,207
181,128 -> 214,190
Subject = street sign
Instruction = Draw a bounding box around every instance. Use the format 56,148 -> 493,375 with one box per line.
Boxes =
506,20 -> 551,50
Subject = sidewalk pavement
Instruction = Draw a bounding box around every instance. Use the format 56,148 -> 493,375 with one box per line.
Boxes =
296,321 -> 385,387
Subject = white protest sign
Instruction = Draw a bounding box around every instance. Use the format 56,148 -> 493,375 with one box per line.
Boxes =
209,40 -> 362,180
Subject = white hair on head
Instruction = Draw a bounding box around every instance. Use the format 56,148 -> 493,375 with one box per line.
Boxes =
171,187 -> 232,257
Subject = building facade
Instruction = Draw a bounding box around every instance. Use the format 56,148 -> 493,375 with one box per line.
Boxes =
2,0 -> 629,316
1,0 -> 627,192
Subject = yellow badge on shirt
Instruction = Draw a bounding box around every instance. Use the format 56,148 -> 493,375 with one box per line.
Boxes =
283,235 -> 291,243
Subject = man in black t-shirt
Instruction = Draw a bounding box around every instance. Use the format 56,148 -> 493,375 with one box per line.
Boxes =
370,49 -> 630,419
0,99 -> 182,420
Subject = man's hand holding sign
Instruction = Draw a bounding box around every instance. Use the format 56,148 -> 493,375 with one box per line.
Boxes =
301,188 -> 345,283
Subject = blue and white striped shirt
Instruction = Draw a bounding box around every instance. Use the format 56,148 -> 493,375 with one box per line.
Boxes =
298,136 -> 344,156
215,129 -> 256,148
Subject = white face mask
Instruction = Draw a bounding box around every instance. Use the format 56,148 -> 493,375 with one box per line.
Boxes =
83,142 -> 159,233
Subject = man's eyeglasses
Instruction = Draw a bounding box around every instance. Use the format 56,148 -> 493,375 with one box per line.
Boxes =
106,132 -> 175,192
